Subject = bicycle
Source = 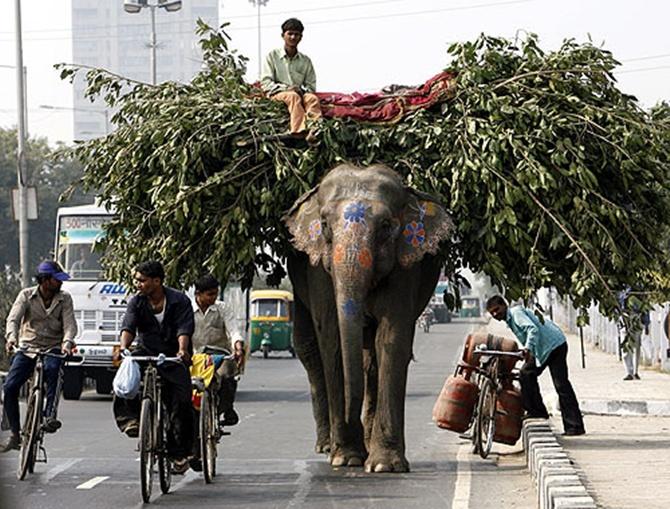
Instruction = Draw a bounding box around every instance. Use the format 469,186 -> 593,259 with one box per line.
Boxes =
124,353 -> 182,504
14,346 -> 84,480
467,345 -> 525,459
192,351 -> 237,484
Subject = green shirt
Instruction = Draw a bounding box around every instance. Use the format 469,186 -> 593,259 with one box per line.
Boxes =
261,48 -> 317,95
505,306 -> 566,366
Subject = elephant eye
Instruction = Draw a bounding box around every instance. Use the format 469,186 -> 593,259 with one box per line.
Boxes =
377,219 -> 395,240
321,220 -> 332,242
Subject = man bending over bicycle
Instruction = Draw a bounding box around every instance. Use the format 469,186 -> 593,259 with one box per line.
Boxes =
113,261 -> 195,474
1,261 -> 77,452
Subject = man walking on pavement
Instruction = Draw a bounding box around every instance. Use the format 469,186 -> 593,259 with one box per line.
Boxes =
486,295 -> 586,436
261,18 -> 321,142
1,261 -> 77,452
618,288 -> 650,380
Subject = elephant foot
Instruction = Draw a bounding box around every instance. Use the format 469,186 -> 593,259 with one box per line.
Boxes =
364,448 -> 409,473
329,447 -> 366,468
315,437 -> 331,454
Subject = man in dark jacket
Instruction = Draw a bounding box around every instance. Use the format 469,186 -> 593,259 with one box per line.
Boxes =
113,261 -> 195,473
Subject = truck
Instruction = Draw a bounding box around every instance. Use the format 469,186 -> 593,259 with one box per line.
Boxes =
55,203 -> 125,399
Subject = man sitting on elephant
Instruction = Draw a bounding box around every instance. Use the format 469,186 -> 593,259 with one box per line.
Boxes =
261,18 -> 321,143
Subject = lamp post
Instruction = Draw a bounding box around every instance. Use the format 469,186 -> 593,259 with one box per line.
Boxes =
123,0 -> 182,85
12,0 -> 30,286
39,105 -> 110,137
249,0 -> 269,80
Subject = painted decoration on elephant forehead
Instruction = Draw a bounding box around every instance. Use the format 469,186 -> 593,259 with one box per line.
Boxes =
308,219 -> 322,240
403,221 -> 426,248
419,201 -> 437,218
342,298 -> 359,317
343,201 -> 368,229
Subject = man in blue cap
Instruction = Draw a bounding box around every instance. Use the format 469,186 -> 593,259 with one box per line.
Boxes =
1,260 -> 78,452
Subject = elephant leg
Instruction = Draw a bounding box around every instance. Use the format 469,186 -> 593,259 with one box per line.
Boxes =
293,294 -> 330,454
365,317 -> 413,473
362,322 -> 378,451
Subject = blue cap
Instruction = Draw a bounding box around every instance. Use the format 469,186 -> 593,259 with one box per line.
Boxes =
37,261 -> 70,282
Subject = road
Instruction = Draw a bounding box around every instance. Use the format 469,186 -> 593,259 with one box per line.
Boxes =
0,319 -> 534,508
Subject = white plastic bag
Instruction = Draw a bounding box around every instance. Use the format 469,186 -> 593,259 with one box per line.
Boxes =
113,356 -> 141,399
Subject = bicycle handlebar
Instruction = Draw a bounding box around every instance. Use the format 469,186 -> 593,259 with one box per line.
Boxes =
473,345 -> 526,359
122,352 -> 183,365
13,345 -> 85,364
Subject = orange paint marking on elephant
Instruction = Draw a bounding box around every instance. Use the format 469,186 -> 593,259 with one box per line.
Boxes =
333,244 -> 345,265
358,248 -> 373,269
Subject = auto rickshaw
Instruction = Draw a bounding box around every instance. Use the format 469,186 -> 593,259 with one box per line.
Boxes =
459,297 -> 482,318
250,290 -> 295,358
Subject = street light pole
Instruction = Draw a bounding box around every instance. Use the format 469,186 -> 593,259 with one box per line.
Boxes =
149,4 -> 157,85
14,0 -> 29,286
123,1 -> 182,85
249,0 -> 269,81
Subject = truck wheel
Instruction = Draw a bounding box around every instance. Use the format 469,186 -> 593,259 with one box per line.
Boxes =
62,368 -> 84,400
96,373 -> 114,395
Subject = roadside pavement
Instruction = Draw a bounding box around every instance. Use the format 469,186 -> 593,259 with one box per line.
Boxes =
486,317 -> 670,509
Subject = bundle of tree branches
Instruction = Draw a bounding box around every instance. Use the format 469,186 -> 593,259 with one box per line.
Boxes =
60,21 -> 670,318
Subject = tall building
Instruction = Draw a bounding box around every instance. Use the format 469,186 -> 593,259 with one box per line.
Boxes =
71,0 -> 219,140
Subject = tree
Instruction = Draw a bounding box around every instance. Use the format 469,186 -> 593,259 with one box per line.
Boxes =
60,24 -> 670,323
0,128 -> 92,272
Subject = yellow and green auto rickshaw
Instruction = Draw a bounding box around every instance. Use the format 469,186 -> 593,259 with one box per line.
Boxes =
459,297 -> 482,318
250,290 -> 295,358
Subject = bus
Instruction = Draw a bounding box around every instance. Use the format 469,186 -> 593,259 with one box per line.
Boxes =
55,203 -> 126,399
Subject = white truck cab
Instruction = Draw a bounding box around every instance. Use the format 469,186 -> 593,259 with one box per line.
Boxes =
56,203 -> 125,399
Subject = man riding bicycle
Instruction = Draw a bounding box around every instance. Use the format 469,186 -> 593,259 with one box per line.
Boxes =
192,274 -> 245,427
1,261 -> 77,452
112,261 -> 195,474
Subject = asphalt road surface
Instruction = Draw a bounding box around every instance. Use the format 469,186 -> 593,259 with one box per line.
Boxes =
0,318 -> 535,508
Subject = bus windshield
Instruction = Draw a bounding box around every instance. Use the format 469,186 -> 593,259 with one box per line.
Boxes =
56,215 -> 111,281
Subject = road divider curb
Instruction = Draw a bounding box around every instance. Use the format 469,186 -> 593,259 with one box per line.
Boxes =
522,419 -> 596,509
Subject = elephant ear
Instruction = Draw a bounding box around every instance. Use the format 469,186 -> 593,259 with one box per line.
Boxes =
397,190 -> 453,268
284,187 -> 328,266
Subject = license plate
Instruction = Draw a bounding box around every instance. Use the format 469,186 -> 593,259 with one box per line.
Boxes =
85,347 -> 113,357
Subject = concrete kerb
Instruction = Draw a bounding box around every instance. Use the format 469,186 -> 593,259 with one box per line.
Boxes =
522,420 -> 597,509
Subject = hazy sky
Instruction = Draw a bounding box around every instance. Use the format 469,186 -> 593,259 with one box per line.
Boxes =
1,0 -> 668,145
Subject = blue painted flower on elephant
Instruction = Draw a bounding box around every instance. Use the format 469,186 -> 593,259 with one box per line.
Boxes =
403,221 -> 426,247
343,201 -> 367,229
342,298 -> 359,317
308,219 -> 322,240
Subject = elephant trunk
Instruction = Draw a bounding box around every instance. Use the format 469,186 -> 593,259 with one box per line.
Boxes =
332,239 -> 374,427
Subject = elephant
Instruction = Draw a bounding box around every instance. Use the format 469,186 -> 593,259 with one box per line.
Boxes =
283,163 -> 453,473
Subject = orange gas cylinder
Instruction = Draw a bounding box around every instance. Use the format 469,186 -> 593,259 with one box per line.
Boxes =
432,375 -> 479,433
494,388 -> 524,445
462,333 -> 520,374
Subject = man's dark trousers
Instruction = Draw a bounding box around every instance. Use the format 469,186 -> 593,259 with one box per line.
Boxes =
3,351 -> 62,433
113,355 -> 194,459
519,342 -> 585,433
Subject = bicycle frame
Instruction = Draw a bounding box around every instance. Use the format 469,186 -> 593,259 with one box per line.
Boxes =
125,354 -> 180,503
15,347 -> 84,480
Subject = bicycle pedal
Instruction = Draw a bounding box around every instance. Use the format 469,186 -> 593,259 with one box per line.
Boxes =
221,431 -> 231,436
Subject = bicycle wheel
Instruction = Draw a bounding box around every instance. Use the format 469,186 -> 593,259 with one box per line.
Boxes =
208,390 -> 218,478
200,389 -> 212,483
17,386 -> 42,480
157,401 -> 172,494
476,378 -> 497,459
139,398 -> 154,503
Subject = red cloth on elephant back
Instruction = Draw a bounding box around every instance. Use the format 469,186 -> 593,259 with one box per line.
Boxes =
314,71 -> 456,124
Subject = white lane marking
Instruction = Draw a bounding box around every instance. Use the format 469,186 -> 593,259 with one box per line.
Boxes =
451,444 -> 472,509
76,476 -> 109,490
286,460 -> 312,508
173,468 -> 198,492
46,458 -> 81,482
